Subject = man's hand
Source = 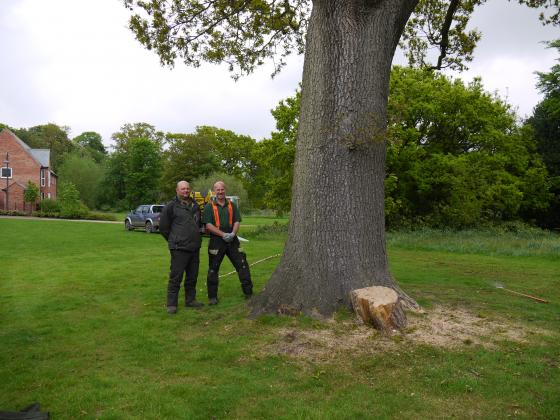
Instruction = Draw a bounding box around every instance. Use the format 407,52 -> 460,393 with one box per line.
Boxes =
222,232 -> 235,243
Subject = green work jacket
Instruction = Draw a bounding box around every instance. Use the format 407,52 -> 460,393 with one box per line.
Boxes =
202,199 -> 241,234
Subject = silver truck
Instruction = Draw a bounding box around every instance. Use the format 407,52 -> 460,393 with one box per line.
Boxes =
124,204 -> 165,233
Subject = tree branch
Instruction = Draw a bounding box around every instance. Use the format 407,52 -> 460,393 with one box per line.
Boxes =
429,0 -> 461,70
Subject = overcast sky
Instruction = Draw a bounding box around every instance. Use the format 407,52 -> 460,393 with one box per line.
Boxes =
1,0 -> 557,147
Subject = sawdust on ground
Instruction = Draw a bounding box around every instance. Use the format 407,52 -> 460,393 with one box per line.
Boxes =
270,305 -> 554,361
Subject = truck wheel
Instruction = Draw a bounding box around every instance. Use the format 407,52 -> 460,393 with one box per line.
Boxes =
145,221 -> 154,233
125,220 -> 133,231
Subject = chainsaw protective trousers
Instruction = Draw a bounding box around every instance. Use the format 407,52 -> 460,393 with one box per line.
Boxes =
207,236 -> 252,299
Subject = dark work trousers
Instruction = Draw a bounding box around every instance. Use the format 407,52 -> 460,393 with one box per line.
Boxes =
207,237 -> 253,299
167,249 -> 200,307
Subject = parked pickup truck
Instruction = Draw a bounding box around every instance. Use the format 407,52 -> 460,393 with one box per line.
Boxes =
124,204 -> 165,233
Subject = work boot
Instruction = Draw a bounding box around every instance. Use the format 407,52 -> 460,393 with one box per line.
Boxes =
185,300 -> 204,308
167,306 -> 177,314
208,297 -> 219,305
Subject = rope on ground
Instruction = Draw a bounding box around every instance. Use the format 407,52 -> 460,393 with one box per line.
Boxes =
219,253 -> 281,278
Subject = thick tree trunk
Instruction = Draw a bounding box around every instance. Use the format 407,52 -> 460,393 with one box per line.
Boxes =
251,0 -> 419,317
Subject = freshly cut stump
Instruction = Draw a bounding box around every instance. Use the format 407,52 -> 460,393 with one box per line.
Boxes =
350,286 -> 407,332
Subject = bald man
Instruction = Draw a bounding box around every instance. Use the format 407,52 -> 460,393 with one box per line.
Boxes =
202,181 -> 253,304
159,180 -> 204,314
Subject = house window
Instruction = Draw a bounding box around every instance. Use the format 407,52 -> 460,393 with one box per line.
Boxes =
1,167 -> 12,178
48,193 -> 51,199
48,171 -> 51,187
41,192 -> 45,200
40,169 -> 45,186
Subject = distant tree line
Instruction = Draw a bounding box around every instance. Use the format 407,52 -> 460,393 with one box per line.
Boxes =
2,57 -> 558,229
260,63 -> 559,229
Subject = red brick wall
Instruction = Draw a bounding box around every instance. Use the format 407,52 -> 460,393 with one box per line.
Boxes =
0,183 -> 26,211
0,129 -> 48,210
41,170 -> 57,200
10,184 -> 25,212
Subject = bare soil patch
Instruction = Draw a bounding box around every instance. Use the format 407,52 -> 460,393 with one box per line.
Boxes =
270,305 -> 554,361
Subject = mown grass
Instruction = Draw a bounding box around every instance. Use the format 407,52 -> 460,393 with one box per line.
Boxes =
1,218 -> 559,419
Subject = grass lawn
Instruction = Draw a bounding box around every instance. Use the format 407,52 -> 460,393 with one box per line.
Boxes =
1,218 -> 559,419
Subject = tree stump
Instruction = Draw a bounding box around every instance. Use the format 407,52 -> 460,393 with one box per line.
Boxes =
350,286 -> 407,332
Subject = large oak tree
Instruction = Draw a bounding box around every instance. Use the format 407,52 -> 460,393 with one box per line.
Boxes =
123,0 -> 559,321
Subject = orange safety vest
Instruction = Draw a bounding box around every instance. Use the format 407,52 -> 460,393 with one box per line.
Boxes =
211,199 -> 233,229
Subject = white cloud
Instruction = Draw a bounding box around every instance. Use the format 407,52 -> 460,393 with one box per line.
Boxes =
449,0 -> 558,118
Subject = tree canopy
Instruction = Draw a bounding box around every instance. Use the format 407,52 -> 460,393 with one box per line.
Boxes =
58,151 -> 105,209
73,131 -> 107,164
124,0 -> 559,76
101,123 -> 164,209
526,39 -> 560,228
386,66 -> 552,227
257,67 -> 553,227
125,137 -> 163,206
124,0 -> 310,77
252,89 -> 299,213
401,0 -> 559,71
112,122 -> 165,153
161,130 -> 220,198
531,39 -> 560,179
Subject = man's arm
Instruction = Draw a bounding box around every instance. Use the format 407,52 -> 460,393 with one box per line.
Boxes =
231,201 -> 241,235
205,222 -> 226,238
193,202 -> 202,229
232,222 -> 240,235
159,203 -> 173,241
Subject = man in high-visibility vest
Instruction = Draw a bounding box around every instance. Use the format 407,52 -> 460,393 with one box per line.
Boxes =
202,181 -> 253,305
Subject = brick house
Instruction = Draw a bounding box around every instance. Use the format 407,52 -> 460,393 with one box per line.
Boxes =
0,128 -> 57,211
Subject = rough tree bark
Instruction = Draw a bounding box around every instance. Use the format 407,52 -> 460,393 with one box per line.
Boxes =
251,0 -> 420,318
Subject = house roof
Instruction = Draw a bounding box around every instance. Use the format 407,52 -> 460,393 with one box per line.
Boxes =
0,128 -> 51,168
30,149 -> 50,167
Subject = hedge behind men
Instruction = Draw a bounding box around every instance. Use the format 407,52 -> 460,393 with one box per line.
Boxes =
159,181 -> 204,314
203,181 -> 253,304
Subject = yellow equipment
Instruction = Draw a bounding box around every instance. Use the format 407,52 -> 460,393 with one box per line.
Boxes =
192,190 -> 213,212
191,190 -> 240,213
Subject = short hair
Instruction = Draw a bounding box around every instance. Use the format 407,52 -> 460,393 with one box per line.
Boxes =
213,181 -> 225,191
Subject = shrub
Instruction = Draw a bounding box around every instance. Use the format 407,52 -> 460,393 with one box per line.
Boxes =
24,181 -> 39,212
114,199 -> 130,212
60,202 -> 89,219
0,209 -> 26,217
84,212 -> 118,221
58,181 -> 89,219
39,198 -> 61,214
98,204 -> 114,212
250,222 -> 288,238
